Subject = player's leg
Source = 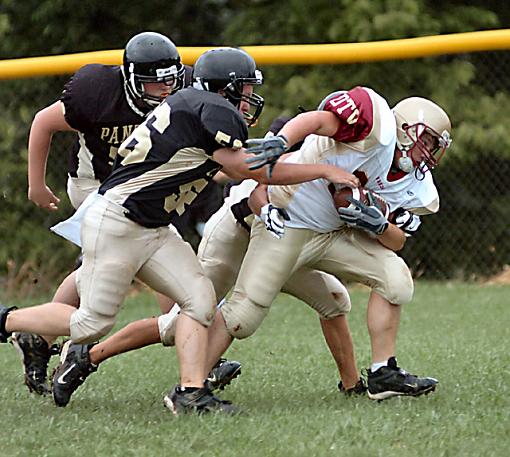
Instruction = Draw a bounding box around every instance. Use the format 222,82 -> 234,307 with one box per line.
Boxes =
137,229 -> 216,387
196,204 -> 248,390
140,206 -> 247,359
10,177 -> 100,395
313,229 -> 438,400
282,268 -> 363,393
196,202 -> 250,386
205,220 -> 313,373
51,198 -> 156,406
367,290 -> 401,364
48,208 -> 248,407
135,228 -> 237,415
11,269 -> 82,394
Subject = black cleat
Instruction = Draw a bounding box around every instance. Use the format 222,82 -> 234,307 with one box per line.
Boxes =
338,377 -> 367,396
0,304 -> 17,343
11,332 -> 58,395
205,358 -> 242,391
51,340 -> 97,407
163,385 -> 239,415
367,357 -> 438,401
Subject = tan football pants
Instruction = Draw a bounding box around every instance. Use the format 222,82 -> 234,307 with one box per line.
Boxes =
158,202 -> 352,345
71,196 -> 216,343
221,218 -> 414,339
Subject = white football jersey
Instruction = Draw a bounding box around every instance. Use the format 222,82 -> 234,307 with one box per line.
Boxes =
269,87 -> 439,232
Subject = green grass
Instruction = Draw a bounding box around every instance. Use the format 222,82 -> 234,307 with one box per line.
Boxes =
1,282 -> 509,457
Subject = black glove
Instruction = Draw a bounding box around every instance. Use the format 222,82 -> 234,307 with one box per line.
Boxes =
393,208 -> 421,236
338,195 -> 388,235
245,135 -> 289,178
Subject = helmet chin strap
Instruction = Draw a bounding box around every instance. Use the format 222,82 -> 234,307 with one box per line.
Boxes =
396,145 -> 415,173
398,154 -> 414,173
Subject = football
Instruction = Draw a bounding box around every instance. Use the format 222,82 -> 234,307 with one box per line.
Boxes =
330,184 -> 389,218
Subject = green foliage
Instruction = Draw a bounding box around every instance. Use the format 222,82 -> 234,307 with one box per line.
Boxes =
0,0 -> 244,287
1,284 -> 509,456
0,0 -> 234,57
0,0 -> 509,285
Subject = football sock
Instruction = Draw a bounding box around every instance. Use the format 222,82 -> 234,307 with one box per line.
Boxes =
371,360 -> 389,372
178,386 -> 201,394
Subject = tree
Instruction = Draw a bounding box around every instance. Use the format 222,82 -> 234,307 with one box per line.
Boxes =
0,0 -> 508,296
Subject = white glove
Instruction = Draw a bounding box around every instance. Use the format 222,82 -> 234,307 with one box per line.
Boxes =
394,209 -> 422,236
259,203 -> 290,239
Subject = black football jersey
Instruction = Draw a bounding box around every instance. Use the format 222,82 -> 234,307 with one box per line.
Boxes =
61,64 -> 193,182
99,87 -> 248,228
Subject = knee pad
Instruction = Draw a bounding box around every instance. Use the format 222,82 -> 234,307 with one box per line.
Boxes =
379,258 -> 414,305
179,300 -> 216,328
221,290 -> 270,339
175,274 -> 217,327
69,308 -> 116,344
158,305 -> 181,346
314,276 -> 351,318
326,289 -> 351,317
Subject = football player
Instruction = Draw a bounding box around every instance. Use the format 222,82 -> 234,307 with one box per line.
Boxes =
35,175 -> 365,409
12,31 -> 190,396
28,31 -> 188,212
203,87 -> 452,401
0,48 -> 359,414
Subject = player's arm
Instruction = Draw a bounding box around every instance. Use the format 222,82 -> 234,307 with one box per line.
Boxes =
212,170 -> 231,184
277,111 -> 341,148
244,112 -> 342,174
375,224 -> 407,251
213,146 -> 359,188
247,183 -> 268,215
28,101 -> 76,210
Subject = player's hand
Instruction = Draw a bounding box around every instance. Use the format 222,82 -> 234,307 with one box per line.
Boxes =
323,166 -> 360,189
28,184 -> 60,211
245,135 -> 289,178
260,203 -> 290,239
393,208 -> 421,236
338,195 -> 388,235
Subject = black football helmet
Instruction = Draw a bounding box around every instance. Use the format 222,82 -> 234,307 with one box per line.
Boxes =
193,47 -> 264,126
123,32 -> 185,109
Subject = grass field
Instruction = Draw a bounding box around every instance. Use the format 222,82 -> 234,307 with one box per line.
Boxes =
1,282 -> 509,457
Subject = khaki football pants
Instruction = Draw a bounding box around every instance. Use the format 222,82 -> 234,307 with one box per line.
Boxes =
158,202 -> 351,346
71,196 -> 216,343
221,219 -> 413,339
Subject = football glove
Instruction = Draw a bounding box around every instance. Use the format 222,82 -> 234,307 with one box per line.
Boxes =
245,135 -> 289,178
259,203 -> 290,239
338,195 -> 388,235
393,208 -> 422,236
